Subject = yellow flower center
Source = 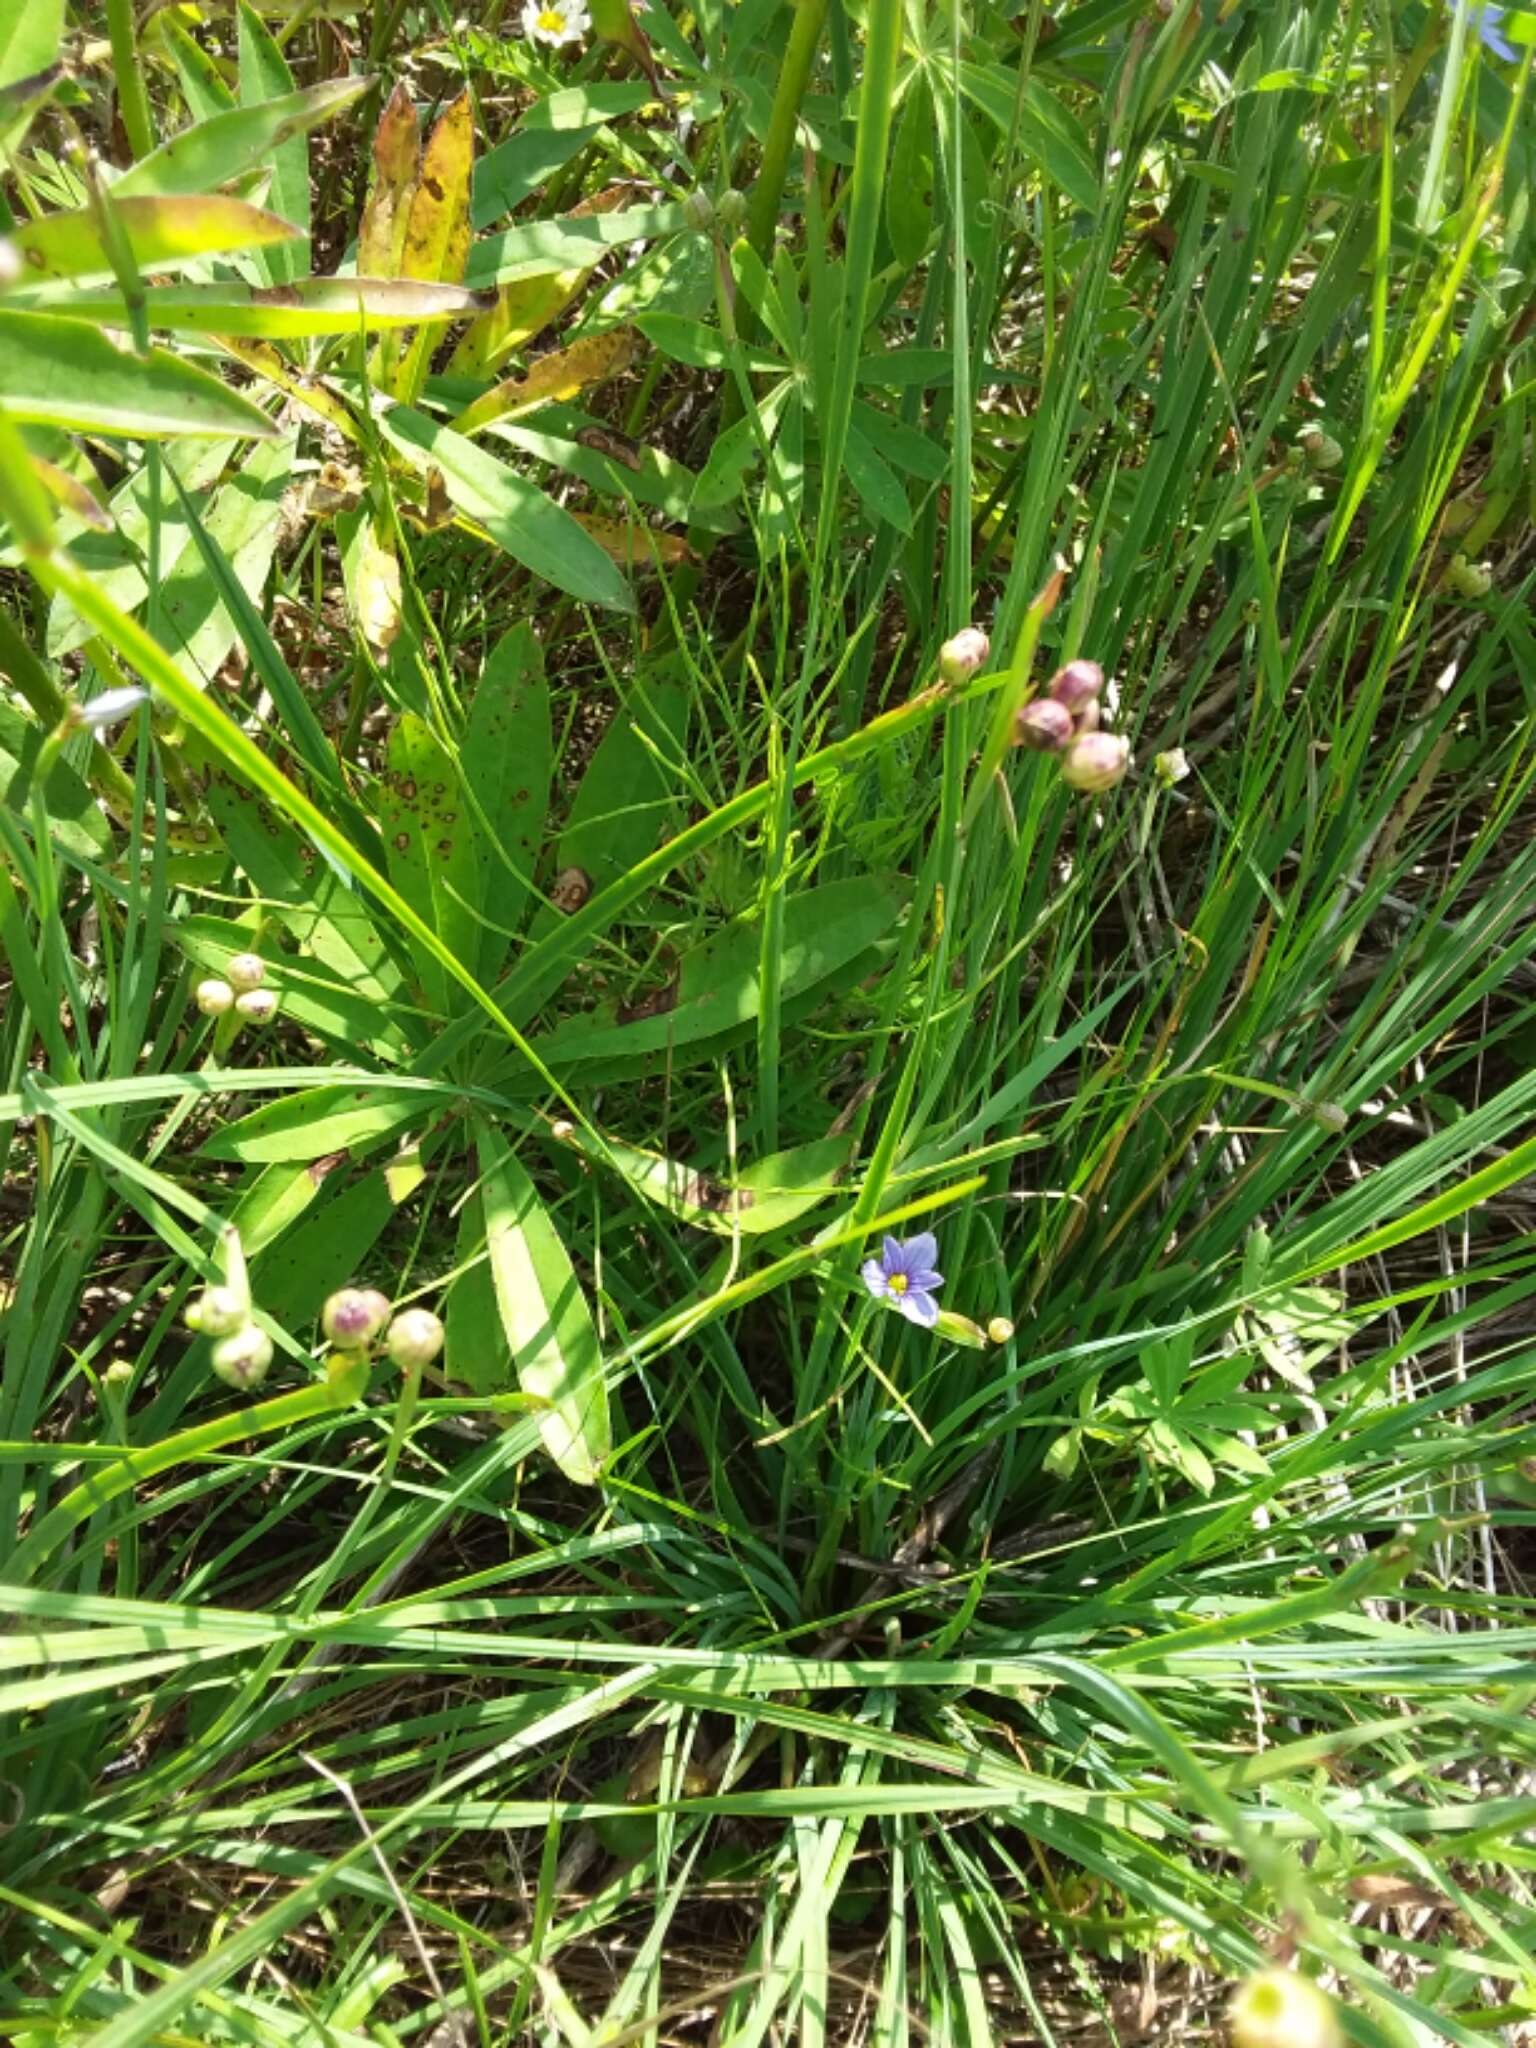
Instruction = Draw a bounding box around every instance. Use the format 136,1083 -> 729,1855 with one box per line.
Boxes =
537,8 -> 566,29
888,1272 -> 908,1295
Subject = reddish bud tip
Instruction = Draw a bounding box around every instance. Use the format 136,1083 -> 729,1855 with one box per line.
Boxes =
1060,732 -> 1131,793
322,1287 -> 393,1349
939,627 -> 990,685
1047,659 -> 1104,713
1013,698 -> 1074,751
210,1325 -> 273,1391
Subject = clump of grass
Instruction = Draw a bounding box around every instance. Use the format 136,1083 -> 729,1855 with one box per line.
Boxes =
1,0 -> 1534,2043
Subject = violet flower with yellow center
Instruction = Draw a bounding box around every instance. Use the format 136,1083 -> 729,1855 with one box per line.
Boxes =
862,1233 -> 944,1327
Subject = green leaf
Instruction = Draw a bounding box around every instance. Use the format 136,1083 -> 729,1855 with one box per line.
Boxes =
202,1084 -> 433,1165
526,877 -> 901,1080
8,195 -> 298,282
477,1126 -> 610,1486
116,76 -> 371,198
463,625 -> 552,982
466,203 -> 686,289
0,309 -> 278,440
473,121 -> 605,229
237,0 -> 308,283
557,1126 -> 856,1236
378,403 -> 634,612
844,423 -> 912,534
0,0 -> 62,94
0,702 -> 111,860
379,712 -> 484,1013
886,81 -> 935,270
156,431 -> 294,686
12,276 -> 495,338
950,62 -> 1101,215
177,917 -> 408,1053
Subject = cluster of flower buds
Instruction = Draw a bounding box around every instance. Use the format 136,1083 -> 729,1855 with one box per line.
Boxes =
322,1287 -> 445,1372
185,1250 -> 272,1392
1013,659 -> 1130,794
1446,552 -> 1493,600
195,951 -> 279,1028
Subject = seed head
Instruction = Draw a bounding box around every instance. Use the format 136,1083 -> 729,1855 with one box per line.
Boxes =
209,1324 -> 274,1390
185,1284 -> 248,1336
385,1307 -> 446,1371
1046,659 -> 1104,714
235,988 -> 279,1025
1228,1970 -> 1341,2048
1060,731 -> 1131,794
1014,697 -> 1075,752
939,627 -> 990,686
195,978 -> 235,1017
226,952 -> 266,993
322,1287 -> 392,1350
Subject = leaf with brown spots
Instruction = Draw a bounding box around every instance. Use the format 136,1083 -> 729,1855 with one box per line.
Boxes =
451,326 -> 638,437
570,513 -> 692,570
393,90 -> 474,402
378,711 -> 483,1014
358,81 -> 419,279
448,186 -> 630,376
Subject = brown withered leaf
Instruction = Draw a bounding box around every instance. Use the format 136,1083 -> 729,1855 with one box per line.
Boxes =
358,82 -> 419,279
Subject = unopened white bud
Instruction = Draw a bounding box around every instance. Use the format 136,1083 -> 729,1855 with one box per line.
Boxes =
185,1284 -> 248,1336
235,988 -> 279,1025
226,952 -> 266,993
195,978 -> 235,1016
209,1324 -> 273,1390
385,1307 -> 445,1371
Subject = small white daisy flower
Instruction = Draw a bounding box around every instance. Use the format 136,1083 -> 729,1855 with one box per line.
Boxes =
522,0 -> 590,45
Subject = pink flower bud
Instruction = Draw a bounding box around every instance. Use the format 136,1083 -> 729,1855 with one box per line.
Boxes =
210,1324 -> 273,1390
385,1307 -> 445,1371
1047,659 -> 1104,713
322,1287 -> 392,1350
226,952 -> 266,993
185,1284 -> 248,1336
939,627 -> 990,685
1060,732 -> 1131,793
195,978 -> 235,1016
1013,698 -> 1074,752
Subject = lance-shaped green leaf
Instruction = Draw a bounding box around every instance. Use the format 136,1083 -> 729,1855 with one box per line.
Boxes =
237,0 -> 308,282
378,711 -> 483,1014
477,1126 -> 610,1487
0,309 -> 277,440
116,76 -> 371,197
8,195 -> 300,283
378,403 -> 634,612
10,277 -> 495,338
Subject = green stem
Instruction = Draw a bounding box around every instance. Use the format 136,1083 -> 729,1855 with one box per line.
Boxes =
104,0 -> 155,161
720,0 -> 832,425
8,1359 -> 368,1585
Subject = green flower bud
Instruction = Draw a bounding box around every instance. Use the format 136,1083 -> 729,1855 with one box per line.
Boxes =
1046,659 -> 1103,714
195,978 -> 236,1016
226,952 -> 266,993
1014,698 -> 1074,751
682,188 -> 714,232
210,1324 -> 273,1390
1446,552 -> 1492,599
1298,426 -> 1342,472
717,188 -> 749,234
322,1287 -> 392,1350
1228,1971 -> 1341,2048
186,1284 -> 249,1336
234,987 -> 279,1026
1060,731 -> 1131,793
385,1307 -> 445,1371
939,627 -> 990,686
934,1309 -> 990,1350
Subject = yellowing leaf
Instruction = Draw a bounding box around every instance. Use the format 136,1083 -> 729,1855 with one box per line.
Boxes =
451,325 -> 638,436
349,515 -> 401,654
448,186 -> 629,376
571,514 -> 692,570
358,80 -> 419,280
29,455 -> 110,531
400,91 -> 473,287
10,194 -> 299,282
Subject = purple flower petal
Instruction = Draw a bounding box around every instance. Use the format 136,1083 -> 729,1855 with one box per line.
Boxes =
906,1266 -> 944,1293
896,1287 -> 940,1328
1471,1 -> 1517,58
881,1234 -> 908,1276
861,1258 -> 890,1299
902,1232 -> 939,1273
